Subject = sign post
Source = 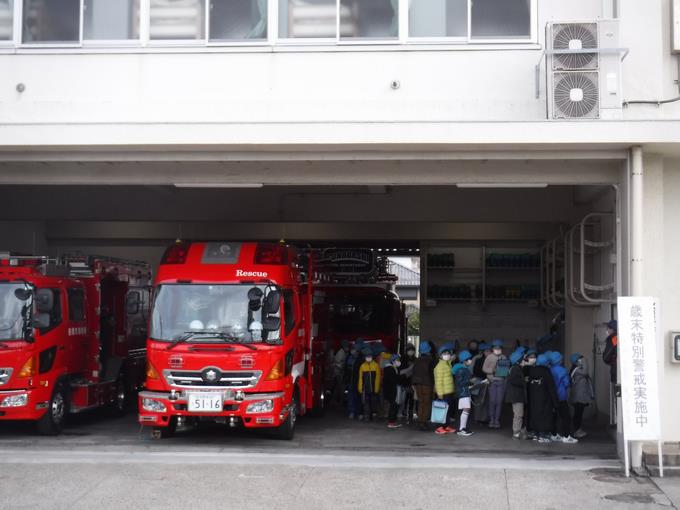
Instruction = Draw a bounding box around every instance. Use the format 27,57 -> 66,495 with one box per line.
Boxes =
617,296 -> 664,477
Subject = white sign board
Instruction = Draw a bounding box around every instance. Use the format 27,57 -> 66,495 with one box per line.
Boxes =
618,297 -> 662,441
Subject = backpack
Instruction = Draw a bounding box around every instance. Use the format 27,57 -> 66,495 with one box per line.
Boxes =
495,359 -> 511,378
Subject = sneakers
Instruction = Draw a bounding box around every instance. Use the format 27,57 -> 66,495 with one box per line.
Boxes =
435,426 -> 448,435
538,436 -> 552,444
512,432 -> 521,440
550,434 -> 563,442
573,429 -> 588,439
444,426 -> 457,434
561,435 -> 579,444
457,429 -> 474,437
387,422 -> 402,429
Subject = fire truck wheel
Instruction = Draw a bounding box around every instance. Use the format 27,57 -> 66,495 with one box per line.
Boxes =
36,383 -> 68,435
152,417 -> 177,439
108,376 -> 128,417
274,393 -> 298,440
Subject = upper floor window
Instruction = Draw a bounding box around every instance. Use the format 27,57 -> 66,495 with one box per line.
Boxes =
84,0 -> 140,41
5,0 -> 535,48
409,0 -> 532,41
0,0 -> 13,41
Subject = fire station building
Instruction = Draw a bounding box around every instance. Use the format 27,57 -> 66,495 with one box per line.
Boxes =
1,0 -> 680,471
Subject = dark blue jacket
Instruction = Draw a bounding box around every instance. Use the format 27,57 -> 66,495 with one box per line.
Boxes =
452,363 -> 472,398
550,364 -> 570,402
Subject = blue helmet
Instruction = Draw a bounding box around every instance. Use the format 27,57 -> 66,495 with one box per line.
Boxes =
419,342 -> 432,355
515,346 -> 527,355
372,343 -> 386,355
570,352 -> 583,365
525,348 -> 537,357
438,342 -> 454,355
607,319 -> 618,331
536,354 -> 550,367
509,350 -> 524,365
491,339 -> 504,348
479,342 -> 490,351
549,351 -> 563,366
390,354 -> 401,364
361,347 -> 373,357
458,350 -> 473,363
341,339 -> 350,349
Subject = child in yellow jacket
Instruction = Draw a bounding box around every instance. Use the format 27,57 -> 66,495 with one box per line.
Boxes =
358,348 -> 381,421
433,343 -> 457,435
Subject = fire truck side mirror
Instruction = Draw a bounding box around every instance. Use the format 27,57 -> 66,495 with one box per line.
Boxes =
263,290 -> 281,315
34,289 -> 54,313
32,313 -> 50,329
126,291 -> 141,315
248,287 -> 263,311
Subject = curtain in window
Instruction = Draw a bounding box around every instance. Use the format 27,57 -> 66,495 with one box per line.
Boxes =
247,0 -> 267,38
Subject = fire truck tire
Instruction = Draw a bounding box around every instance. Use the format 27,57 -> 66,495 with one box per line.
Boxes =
152,417 -> 177,439
274,393 -> 298,440
36,382 -> 68,435
108,375 -> 129,417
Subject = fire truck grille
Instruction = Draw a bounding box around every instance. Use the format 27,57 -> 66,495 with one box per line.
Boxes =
163,369 -> 261,389
0,368 -> 12,386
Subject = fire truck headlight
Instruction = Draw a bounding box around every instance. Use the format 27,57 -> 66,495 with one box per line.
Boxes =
141,398 -> 166,413
1,393 -> 28,408
246,399 -> 274,414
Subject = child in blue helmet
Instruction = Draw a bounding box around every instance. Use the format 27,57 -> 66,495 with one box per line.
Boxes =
452,350 -> 474,436
505,348 -> 528,439
383,354 -> 405,429
483,339 -> 508,429
358,347 -> 381,421
433,344 -> 457,434
549,352 -> 578,444
346,341 -> 363,419
527,354 -> 558,443
569,352 -> 594,439
412,341 -> 435,431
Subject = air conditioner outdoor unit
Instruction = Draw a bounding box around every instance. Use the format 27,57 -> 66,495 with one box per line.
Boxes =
546,20 -> 622,120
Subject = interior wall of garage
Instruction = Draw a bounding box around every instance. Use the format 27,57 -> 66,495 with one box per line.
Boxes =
0,221 -> 47,255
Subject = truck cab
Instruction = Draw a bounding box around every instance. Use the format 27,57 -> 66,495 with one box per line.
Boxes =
139,242 -> 311,440
0,253 -> 151,434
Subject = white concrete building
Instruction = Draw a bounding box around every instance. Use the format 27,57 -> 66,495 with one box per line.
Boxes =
1,0 -> 680,470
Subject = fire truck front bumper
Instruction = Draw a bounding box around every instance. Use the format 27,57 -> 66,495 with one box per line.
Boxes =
138,390 -> 289,429
0,388 -> 49,421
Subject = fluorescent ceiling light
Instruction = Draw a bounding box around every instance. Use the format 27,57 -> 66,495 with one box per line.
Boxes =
173,183 -> 264,189
456,183 -> 548,189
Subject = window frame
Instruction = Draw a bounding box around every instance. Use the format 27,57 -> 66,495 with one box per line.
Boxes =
405,0 -> 537,45
7,0 -> 538,50
81,0 -> 142,47
0,0 -> 15,46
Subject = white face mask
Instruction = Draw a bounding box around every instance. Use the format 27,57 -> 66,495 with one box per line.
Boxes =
365,357 -> 373,363
406,350 -> 415,357
527,357 -> 537,366
464,359 -> 472,366
493,348 -> 502,355
441,354 -> 452,361
394,361 -> 401,368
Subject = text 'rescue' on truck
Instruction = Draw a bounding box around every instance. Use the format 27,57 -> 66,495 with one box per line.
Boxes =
139,242 -> 313,440
0,253 -> 151,434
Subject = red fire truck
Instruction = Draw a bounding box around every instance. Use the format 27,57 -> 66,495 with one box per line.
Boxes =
0,253 -> 151,434
138,242 -> 404,440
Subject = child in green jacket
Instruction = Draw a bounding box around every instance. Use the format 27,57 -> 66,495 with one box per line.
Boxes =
433,343 -> 456,435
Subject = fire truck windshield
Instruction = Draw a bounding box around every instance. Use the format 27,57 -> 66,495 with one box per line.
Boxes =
151,284 -> 278,343
0,283 -> 27,341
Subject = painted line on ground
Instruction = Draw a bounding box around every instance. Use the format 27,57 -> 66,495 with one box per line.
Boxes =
0,449 -> 621,471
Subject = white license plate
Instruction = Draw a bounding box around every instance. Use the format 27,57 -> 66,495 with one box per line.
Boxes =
187,393 -> 223,412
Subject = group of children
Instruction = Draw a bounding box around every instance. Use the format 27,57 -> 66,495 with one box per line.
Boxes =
336,337 -> 595,443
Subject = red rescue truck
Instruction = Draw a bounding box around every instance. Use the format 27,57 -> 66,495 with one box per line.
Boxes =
138,242 -> 404,440
0,253 -> 151,434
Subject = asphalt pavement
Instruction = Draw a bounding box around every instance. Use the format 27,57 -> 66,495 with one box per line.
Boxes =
0,406 -> 677,510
